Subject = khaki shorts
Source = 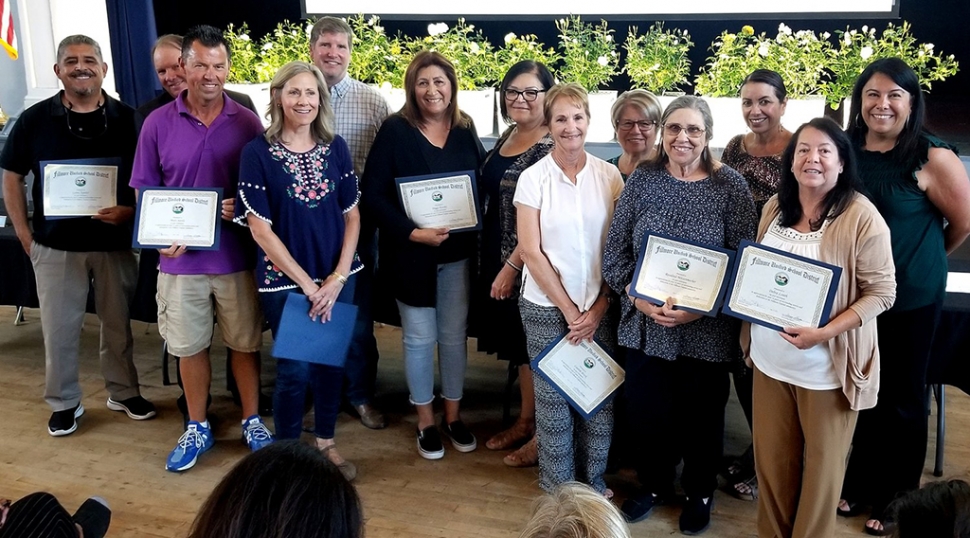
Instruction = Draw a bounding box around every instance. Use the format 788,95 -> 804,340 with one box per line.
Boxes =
156,271 -> 264,357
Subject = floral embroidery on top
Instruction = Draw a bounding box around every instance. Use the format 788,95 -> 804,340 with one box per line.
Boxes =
269,142 -> 333,208
262,255 -> 285,286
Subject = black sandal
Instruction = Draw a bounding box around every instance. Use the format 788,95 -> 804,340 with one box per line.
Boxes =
837,499 -> 864,517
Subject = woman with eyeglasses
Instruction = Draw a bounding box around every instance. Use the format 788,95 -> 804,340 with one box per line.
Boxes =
608,90 -> 663,181
603,96 -> 757,534
515,83 -> 624,497
476,61 -> 555,468
718,69 -> 794,503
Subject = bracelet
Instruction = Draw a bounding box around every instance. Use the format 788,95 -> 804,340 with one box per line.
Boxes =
505,259 -> 522,272
330,271 -> 348,285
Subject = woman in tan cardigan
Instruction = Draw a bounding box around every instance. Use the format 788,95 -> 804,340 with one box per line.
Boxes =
740,118 -> 896,538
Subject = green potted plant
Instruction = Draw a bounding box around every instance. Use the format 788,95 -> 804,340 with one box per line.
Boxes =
555,15 -> 620,141
347,14 -> 409,113
821,21 -> 959,126
694,24 -> 830,147
622,22 -> 692,113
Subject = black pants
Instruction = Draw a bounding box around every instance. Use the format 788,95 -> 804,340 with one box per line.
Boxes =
0,492 -> 77,538
842,302 -> 941,511
625,349 -> 731,498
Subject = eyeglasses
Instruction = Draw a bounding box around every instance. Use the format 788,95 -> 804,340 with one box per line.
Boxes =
504,89 -> 546,102
616,120 -> 657,132
663,123 -> 706,138
65,105 -> 108,140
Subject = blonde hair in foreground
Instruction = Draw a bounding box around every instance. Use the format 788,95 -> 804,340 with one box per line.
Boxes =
519,482 -> 631,538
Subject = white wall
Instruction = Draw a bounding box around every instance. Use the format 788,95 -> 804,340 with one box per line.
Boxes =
0,0 -> 27,116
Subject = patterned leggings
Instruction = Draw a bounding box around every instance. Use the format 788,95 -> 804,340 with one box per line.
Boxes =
520,298 -> 615,495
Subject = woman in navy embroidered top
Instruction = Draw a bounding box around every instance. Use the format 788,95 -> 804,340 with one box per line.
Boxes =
235,61 -> 362,482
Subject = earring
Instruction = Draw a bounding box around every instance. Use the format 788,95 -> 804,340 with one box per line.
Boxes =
854,113 -> 863,129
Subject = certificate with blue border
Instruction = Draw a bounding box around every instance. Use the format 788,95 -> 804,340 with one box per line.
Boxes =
530,335 -> 625,420
722,240 -> 842,331
395,170 -> 482,232
132,187 -> 223,250
628,232 -> 735,316
41,157 -> 120,219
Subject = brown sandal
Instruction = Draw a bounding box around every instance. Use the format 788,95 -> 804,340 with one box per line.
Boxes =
486,419 -> 535,451
503,437 -> 538,467
318,443 -> 358,482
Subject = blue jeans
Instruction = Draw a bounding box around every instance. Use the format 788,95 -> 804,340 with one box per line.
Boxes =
396,259 -> 469,405
261,275 -> 356,439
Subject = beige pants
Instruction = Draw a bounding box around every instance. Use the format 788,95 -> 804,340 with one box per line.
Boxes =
29,243 -> 140,411
753,366 -> 858,538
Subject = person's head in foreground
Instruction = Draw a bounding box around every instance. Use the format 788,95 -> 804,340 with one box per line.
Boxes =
187,440 -> 363,538
891,479 -> 970,538
519,482 -> 631,538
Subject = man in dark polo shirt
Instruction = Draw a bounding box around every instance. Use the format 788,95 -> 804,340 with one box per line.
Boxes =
0,34 -> 156,437
135,33 -> 257,130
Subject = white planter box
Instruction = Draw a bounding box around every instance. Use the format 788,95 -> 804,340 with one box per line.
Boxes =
701,96 -> 827,150
587,90 -> 618,143
224,82 -> 272,127
374,85 -> 406,116
459,88 -> 496,137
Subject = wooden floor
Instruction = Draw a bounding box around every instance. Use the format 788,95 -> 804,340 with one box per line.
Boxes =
1,306 -> 967,538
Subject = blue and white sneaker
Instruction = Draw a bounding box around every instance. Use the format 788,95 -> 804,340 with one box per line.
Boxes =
165,421 -> 214,472
242,415 -> 274,452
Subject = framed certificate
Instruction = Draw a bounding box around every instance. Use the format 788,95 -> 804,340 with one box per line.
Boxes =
395,171 -> 482,232
722,240 -> 842,331
41,157 -> 120,219
132,187 -> 223,250
530,335 -> 625,420
628,232 -> 736,316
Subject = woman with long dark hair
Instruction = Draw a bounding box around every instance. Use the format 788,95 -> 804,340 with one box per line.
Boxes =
839,58 -> 970,536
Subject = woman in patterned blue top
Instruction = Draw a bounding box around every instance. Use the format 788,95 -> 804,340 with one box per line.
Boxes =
603,96 -> 757,534
235,61 -> 362,481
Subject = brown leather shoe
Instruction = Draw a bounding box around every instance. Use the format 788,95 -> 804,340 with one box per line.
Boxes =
354,403 -> 386,429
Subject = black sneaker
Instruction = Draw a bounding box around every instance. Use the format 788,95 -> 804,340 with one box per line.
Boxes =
106,396 -> 157,420
680,496 -> 713,535
621,491 -> 665,523
48,404 -> 84,436
417,425 -> 445,460
72,497 -> 111,538
441,419 -> 477,452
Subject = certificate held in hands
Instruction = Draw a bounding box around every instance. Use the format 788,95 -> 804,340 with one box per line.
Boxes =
530,335 -> 625,420
133,187 -> 223,250
628,232 -> 735,316
395,171 -> 482,232
722,240 -> 842,331
41,158 -> 120,219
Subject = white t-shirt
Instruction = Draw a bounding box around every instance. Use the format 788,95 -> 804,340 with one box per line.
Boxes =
750,217 -> 840,390
513,152 -> 624,311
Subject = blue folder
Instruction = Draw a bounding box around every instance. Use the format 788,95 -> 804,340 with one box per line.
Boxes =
271,293 -> 358,366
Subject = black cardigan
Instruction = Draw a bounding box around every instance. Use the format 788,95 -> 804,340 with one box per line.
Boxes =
361,114 -> 485,307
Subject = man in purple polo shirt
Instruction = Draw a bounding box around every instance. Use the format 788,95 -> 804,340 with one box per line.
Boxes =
131,25 -> 273,472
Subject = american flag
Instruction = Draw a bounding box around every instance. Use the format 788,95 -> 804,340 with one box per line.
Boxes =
0,0 -> 16,60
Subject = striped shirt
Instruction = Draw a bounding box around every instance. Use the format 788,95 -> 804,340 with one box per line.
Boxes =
329,76 -> 390,175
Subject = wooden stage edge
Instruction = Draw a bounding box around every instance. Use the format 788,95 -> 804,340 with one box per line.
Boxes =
1,307 -> 967,538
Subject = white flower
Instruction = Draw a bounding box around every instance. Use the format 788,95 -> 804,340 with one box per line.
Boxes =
597,55 -> 609,66
860,46 -> 874,60
504,32 -> 516,44
428,23 -> 448,36
375,26 -> 384,34
862,25 -> 869,33
758,44 -> 770,57
262,42 -> 273,50
373,45 -> 380,51
606,34 -> 613,42
470,42 -> 480,53
239,34 -> 251,41
368,16 -> 378,25
926,43 -> 935,51
778,23 -> 792,35
821,32 -> 831,40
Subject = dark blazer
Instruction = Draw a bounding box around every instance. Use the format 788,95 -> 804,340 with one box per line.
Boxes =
361,113 -> 485,308
134,89 -> 258,132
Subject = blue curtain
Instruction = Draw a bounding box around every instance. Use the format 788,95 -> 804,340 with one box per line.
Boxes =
105,0 -> 159,107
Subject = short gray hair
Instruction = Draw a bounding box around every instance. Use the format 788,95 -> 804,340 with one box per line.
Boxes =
57,35 -> 103,64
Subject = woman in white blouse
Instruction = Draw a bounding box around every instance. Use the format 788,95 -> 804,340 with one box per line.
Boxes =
515,82 -> 624,497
